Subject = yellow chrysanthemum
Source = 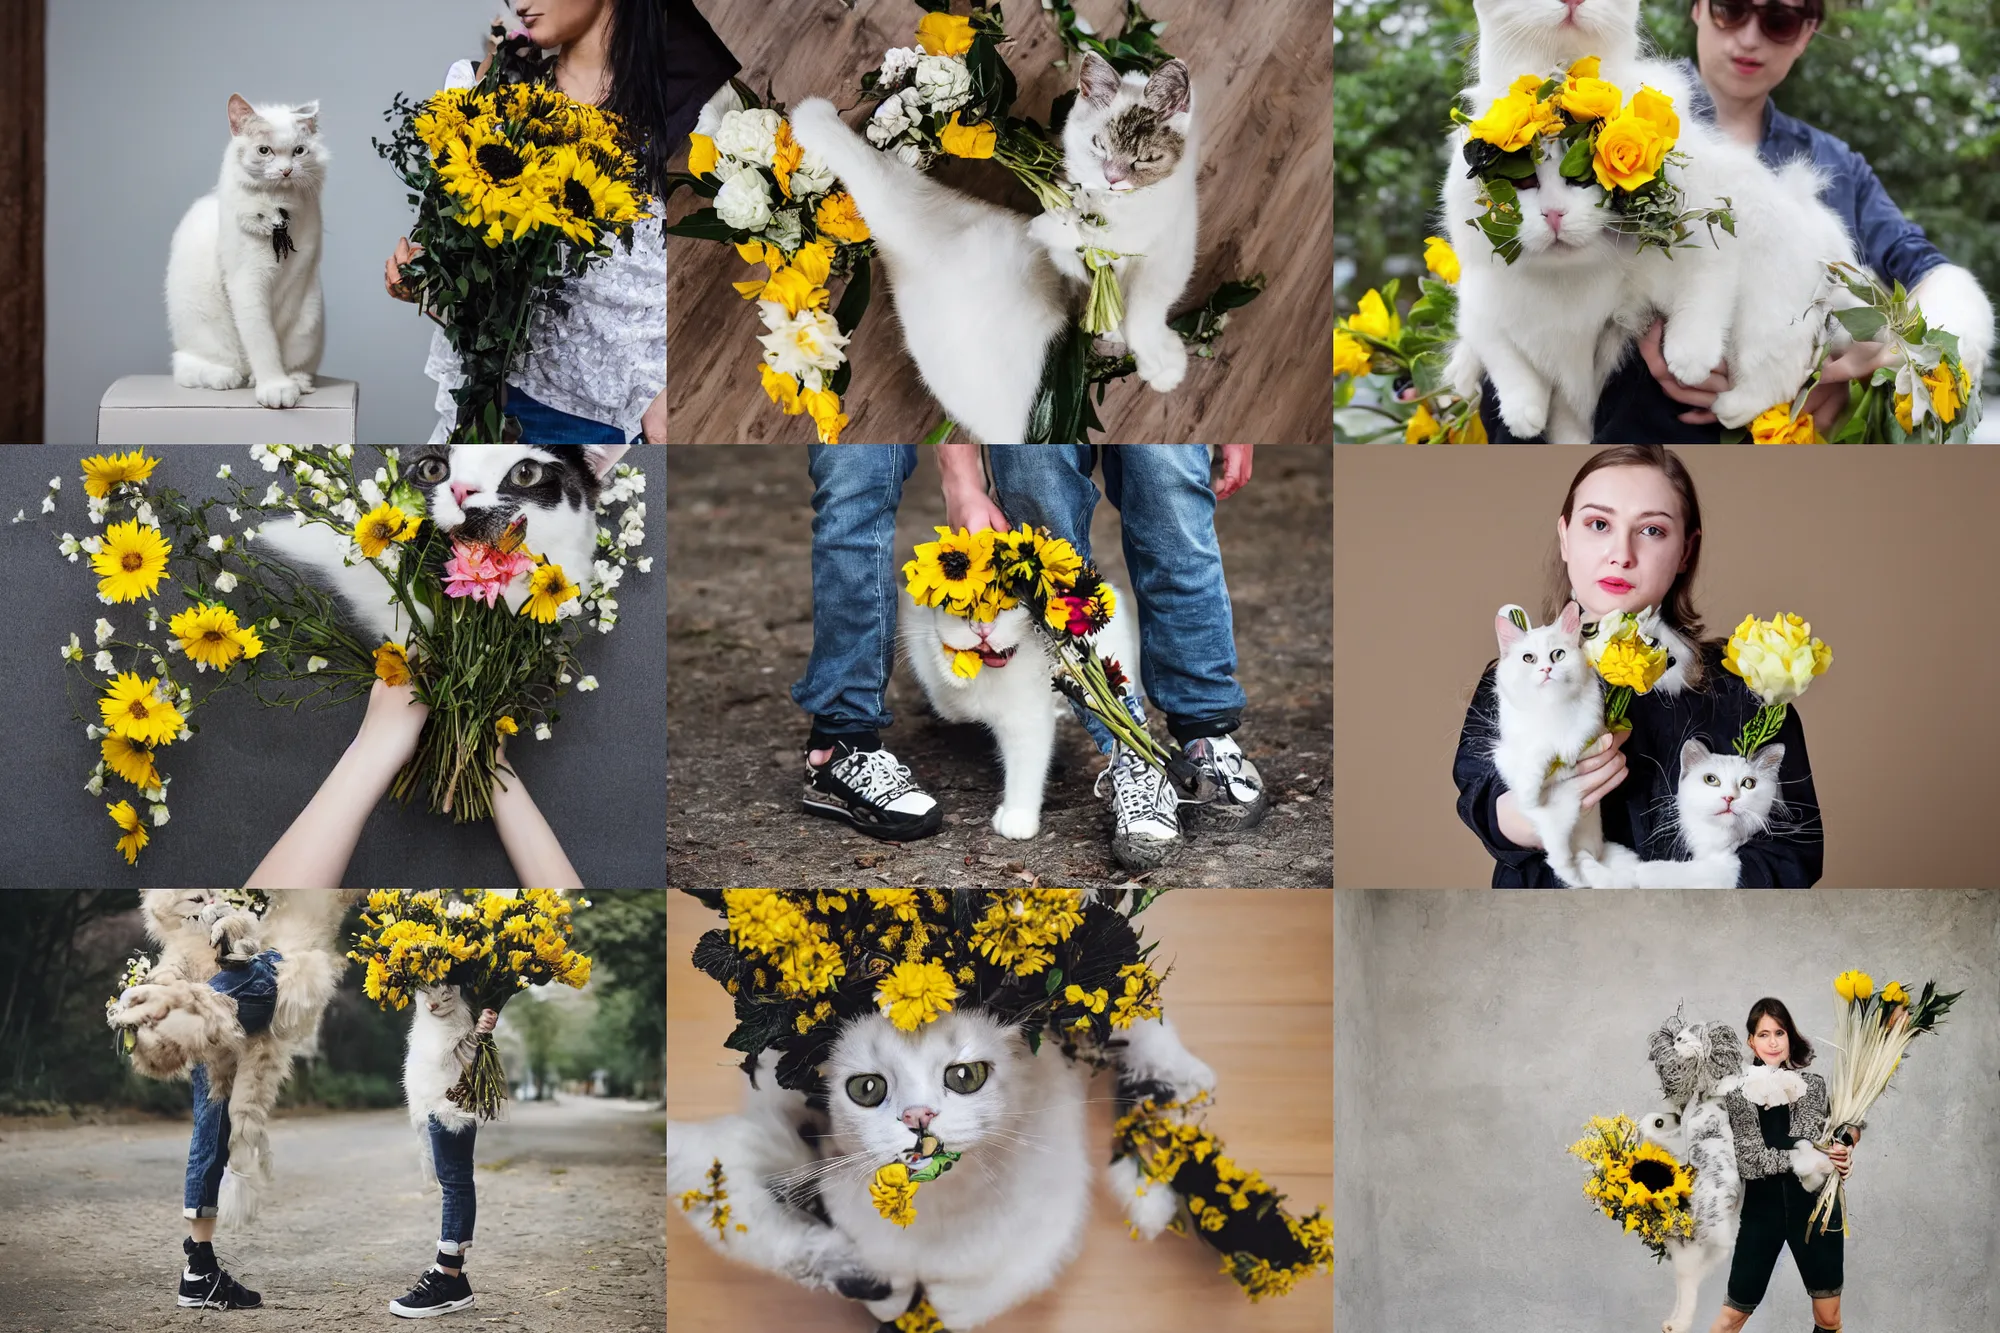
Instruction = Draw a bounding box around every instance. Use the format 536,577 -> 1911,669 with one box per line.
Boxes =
80,450 -> 159,499
100,733 -> 160,790
108,800 -> 149,865
1595,633 -> 1669,693
970,890 -> 1085,976
903,526 -> 997,616
1723,613 -> 1832,709
877,959 -> 958,1031
815,191 -> 871,243
99,673 -> 185,747
871,1161 -> 920,1227
522,562 -> 580,623
169,603 -> 263,670
374,641 -> 411,686
354,503 -> 422,559
91,520 -> 172,603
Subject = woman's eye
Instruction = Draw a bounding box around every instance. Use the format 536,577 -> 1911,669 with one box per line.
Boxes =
944,1062 -> 990,1094
508,460 -> 545,487
1704,774 -> 1720,785
846,1074 -> 886,1107
1550,648 -> 1565,662
1643,525 -> 1665,538
414,458 -> 449,484
1742,777 -> 1756,790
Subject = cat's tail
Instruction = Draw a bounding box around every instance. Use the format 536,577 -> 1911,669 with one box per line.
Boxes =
254,516 -> 424,645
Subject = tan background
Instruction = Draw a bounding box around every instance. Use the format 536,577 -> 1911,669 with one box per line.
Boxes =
666,0 -> 1333,444
667,889 -> 1333,1330
1333,446 -> 2000,889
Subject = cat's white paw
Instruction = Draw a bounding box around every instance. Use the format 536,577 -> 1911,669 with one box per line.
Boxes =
786,98 -> 843,154
172,353 -> 246,391
1571,849 -> 1612,889
1495,390 -> 1548,439
1445,341 -> 1484,401
992,804 -> 1041,840
289,372 -> 318,395
1706,386 -> 1769,430
1662,322 -> 1727,388
1133,330 -> 1188,392
1028,209 -> 1083,252
254,376 -> 301,409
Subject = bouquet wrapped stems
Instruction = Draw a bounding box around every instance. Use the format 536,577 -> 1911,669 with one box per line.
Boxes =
447,986 -> 515,1120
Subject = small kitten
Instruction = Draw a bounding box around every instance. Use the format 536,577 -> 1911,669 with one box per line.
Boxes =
899,584 -> 1142,841
1489,602 -> 1605,883
166,94 -> 328,409
1575,738 -> 1784,888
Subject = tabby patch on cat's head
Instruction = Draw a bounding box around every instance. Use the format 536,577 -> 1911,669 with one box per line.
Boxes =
404,444 -> 624,548
1066,53 -> 1193,192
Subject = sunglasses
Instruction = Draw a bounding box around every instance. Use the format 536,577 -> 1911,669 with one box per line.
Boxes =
1705,0 -> 1816,45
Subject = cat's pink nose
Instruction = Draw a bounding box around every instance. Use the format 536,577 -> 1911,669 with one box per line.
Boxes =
451,481 -> 478,506
900,1106 -> 936,1131
1543,208 -> 1565,236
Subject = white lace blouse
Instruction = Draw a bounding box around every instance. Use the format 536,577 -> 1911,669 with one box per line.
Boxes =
422,59 -> 666,442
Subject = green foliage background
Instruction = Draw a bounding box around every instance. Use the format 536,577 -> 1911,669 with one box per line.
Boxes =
1335,0 -> 2000,318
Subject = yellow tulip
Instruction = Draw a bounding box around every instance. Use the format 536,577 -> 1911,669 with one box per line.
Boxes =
800,387 -> 849,445
1333,330 -> 1372,378
1423,235 -> 1461,285
1834,969 -> 1874,1003
1881,980 -> 1910,1006
1595,634 -> 1669,693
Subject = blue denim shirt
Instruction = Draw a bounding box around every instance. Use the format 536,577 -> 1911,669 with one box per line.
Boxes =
1683,59 -> 1949,291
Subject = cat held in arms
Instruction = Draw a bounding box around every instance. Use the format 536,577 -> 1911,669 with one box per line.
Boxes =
166,93 -> 329,409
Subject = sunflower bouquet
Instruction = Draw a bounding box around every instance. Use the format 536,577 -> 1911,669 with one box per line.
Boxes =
1582,610 -> 1670,731
375,28 -> 651,443
1721,612 -> 1831,757
1333,249 -> 1485,444
1568,1113 -> 1698,1260
903,524 -> 1181,782
348,888 -> 593,1119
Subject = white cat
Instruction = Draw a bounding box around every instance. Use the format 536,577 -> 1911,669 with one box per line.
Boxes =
900,585 -> 1142,841
786,56 -> 1198,443
255,444 -> 626,644
1574,737 -> 1784,888
404,984 -> 480,1190
166,94 -> 328,409
1490,602 -> 1605,882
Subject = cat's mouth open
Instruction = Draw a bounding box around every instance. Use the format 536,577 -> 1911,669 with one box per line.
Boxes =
955,645 -> 1016,668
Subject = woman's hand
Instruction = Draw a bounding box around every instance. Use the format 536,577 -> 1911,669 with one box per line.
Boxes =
1639,318 -> 1733,426
1568,728 -> 1631,810
352,679 -> 430,774
937,443 -> 1009,533
1827,1140 -> 1853,1179
1802,339 -> 1898,437
385,236 -> 422,302
642,386 -> 667,444
1214,445 -> 1254,499
476,1008 -> 499,1034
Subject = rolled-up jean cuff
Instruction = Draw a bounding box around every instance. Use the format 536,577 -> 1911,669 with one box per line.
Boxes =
1166,712 -> 1241,745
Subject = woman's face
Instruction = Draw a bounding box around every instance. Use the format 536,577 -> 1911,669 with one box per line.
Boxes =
1556,465 -> 1694,619
1749,1014 -> 1791,1067
1691,0 -> 1818,108
513,0 -> 606,48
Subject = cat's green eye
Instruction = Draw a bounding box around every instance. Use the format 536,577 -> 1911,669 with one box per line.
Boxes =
944,1062 -> 990,1094
413,457 -> 449,484
1741,777 -> 1756,790
1550,649 -> 1565,662
1704,774 -> 1720,786
846,1074 -> 886,1107
509,460 -> 546,487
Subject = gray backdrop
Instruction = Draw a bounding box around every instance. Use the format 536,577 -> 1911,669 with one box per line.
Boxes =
44,0 -> 502,444
1336,890 -> 1999,1332
0,445 -> 664,888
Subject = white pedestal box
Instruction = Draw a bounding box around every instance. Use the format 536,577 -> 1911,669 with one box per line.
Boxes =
97,376 -> 359,444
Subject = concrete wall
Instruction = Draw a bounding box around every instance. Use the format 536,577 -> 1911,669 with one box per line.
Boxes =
44,0 -> 502,443
1336,891 -> 2000,1331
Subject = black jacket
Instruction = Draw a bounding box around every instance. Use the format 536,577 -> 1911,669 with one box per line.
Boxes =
1453,643 -> 1823,887
667,0 -> 741,150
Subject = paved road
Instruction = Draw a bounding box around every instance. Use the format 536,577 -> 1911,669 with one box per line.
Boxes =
0,1096 -> 663,1332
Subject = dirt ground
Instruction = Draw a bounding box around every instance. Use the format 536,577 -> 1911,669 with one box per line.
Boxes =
0,1097 -> 664,1333
666,446 -> 1332,889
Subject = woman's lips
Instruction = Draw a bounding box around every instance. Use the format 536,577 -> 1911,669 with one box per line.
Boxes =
1731,57 -> 1764,76
1597,578 -> 1634,594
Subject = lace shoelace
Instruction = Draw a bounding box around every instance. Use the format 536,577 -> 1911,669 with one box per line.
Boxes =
837,748 -> 919,803
1094,750 -> 1175,826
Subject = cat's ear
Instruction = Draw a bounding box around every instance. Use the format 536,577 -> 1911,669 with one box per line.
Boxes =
294,100 -> 320,134
1143,59 -> 1191,117
1679,736 -> 1712,771
1748,742 -> 1785,778
581,444 -> 630,479
1558,600 -> 1582,636
1495,606 -> 1526,651
1079,51 -> 1122,108
227,93 -> 257,136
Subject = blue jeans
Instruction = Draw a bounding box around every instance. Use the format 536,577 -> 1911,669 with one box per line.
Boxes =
428,1115 -> 479,1247
508,388 -> 630,444
181,951 -> 282,1217
986,446 -> 1246,752
790,445 -> 920,740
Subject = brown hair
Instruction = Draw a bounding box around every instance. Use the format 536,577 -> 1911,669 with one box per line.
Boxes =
1746,996 -> 1814,1068
1542,445 -> 1709,689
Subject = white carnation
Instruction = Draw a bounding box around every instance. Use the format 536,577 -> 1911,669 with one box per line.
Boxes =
713,107 -> 782,167
894,142 -> 925,168
868,87 -> 925,146
788,148 -> 835,200
878,45 -> 923,87
714,169 -> 774,231
693,81 -> 743,138
915,55 -> 972,111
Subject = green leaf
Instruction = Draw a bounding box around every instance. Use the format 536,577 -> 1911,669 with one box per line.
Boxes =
920,417 -> 956,445
1832,306 -> 1887,343
833,253 -> 872,335
1559,133 -> 1593,181
1045,966 -> 1066,997
664,208 -> 743,243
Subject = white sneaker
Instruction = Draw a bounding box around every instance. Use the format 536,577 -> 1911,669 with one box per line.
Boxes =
1181,735 -> 1270,830
1094,745 -> 1181,873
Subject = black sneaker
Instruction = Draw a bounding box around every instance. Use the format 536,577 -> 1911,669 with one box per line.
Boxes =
802,741 -> 943,842
179,1261 -> 262,1310
389,1267 -> 475,1318
1179,735 -> 1269,830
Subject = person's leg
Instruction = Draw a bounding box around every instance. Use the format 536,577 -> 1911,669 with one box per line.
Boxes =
178,1063 -> 261,1308
1714,1180 -> 1786,1332
1788,1176 -> 1842,1331
392,1116 -> 480,1316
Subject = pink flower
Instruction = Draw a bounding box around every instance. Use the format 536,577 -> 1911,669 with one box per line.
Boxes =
444,540 -> 536,606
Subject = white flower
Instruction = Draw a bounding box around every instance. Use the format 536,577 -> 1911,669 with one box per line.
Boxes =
915,55 -> 973,111
94,651 -> 115,674
360,478 -> 383,508
85,773 -> 104,796
175,727 -> 191,743
597,612 -> 618,633
88,496 -> 108,523
693,80 -> 743,138
878,44 -> 923,86
214,571 -> 238,593
218,464 -> 233,479
759,207 -> 803,255
10,509 -> 22,523
576,675 -> 599,692
48,476 -> 60,491
148,607 -> 161,630
789,148 -> 834,199
445,900 -> 475,918
207,534 -> 225,551
757,306 -> 849,380
263,483 -> 285,505
868,87 -> 925,145
150,804 -> 171,828
135,501 -> 156,527
894,142 -> 924,168
306,656 -> 328,673
40,494 -> 56,514
61,633 -> 81,662
94,617 -> 115,646
85,724 -> 103,740
637,556 -> 653,574
535,723 -> 553,741
713,107 -> 783,166
58,533 -> 81,561
557,598 -> 583,621
714,169 -> 774,231
560,672 -> 573,685
335,444 -> 353,460
592,560 -> 624,594
80,535 -> 101,555
143,782 -> 166,802
226,507 -> 240,523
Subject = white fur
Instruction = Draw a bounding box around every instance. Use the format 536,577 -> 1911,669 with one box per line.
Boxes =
166,95 -> 328,408
900,585 -> 1141,840
1490,602 -> 1605,882
1575,738 -> 1784,888
405,985 -> 479,1191
1911,262 -> 1996,394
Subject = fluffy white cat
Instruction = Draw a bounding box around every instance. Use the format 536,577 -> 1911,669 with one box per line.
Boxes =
1490,602 -> 1605,882
899,585 -> 1142,841
255,443 -> 626,643
166,94 -> 328,409
404,984 -> 480,1190
786,55 -> 1198,443
1574,737 -> 1785,888
1646,1015 -> 1744,1333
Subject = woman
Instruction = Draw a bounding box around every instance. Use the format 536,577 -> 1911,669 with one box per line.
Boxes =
386,0 -> 668,445
389,990 -> 501,1318
1711,998 -> 1856,1333
1452,445 -> 1823,886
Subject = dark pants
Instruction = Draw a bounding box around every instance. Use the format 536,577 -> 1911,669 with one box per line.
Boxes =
1724,1174 -> 1843,1313
509,389 -> 629,444
182,951 -> 282,1218
1476,352 -> 1725,444
429,1115 -> 479,1248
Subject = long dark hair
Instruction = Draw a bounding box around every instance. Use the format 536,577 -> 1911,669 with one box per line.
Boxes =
1745,996 -> 1814,1069
1542,444 -> 1709,688
604,0 -> 670,201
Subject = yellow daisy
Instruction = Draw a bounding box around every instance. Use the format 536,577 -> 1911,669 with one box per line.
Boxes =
169,603 -> 263,670
80,450 -> 159,499
108,800 -> 150,865
354,504 -> 422,559
99,673 -> 185,746
100,734 -> 160,789
90,520 -> 172,603
521,563 -> 580,623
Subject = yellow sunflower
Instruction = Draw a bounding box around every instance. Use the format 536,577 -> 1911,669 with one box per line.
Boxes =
903,526 -> 996,615
100,734 -> 160,789
90,520 -> 172,603
108,800 -> 149,865
99,673 -> 185,747
169,603 -> 263,670
546,144 -> 648,243
438,122 -> 553,226
521,563 -> 580,623
354,503 -> 422,559
80,450 -> 159,499
413,88 -> 490,157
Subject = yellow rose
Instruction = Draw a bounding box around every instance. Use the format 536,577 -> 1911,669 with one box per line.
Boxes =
1592,109 -> 1665,192
1596,634 -> 1669,693
1333,330 -> 1373,378
1627,86 -> 1681,150
1347,288 -> 1401,343
1468,90 -> 1558,153
760,364 -> 803,415
939,112 -> 997,159
1405,401 -> 1444,444
916,12 -> 975,57
1923,361 -> 1963,424
815,191 -> 871,243
1749,403 -> 1819,444
1558,76 -> 1623,122
1509,74 -> 1546,98
1834,969 -> 1874,1003
1423,235 -> 1461,285
1568,56 -> 1602,80
688,132 -> 719,177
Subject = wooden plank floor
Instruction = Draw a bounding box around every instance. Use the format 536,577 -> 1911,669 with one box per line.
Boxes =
666,0 -> 1333,444
667,889 -> 1333,1330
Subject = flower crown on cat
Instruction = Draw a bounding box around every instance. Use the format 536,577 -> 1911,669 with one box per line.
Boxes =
683,889 -> 1166,1109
